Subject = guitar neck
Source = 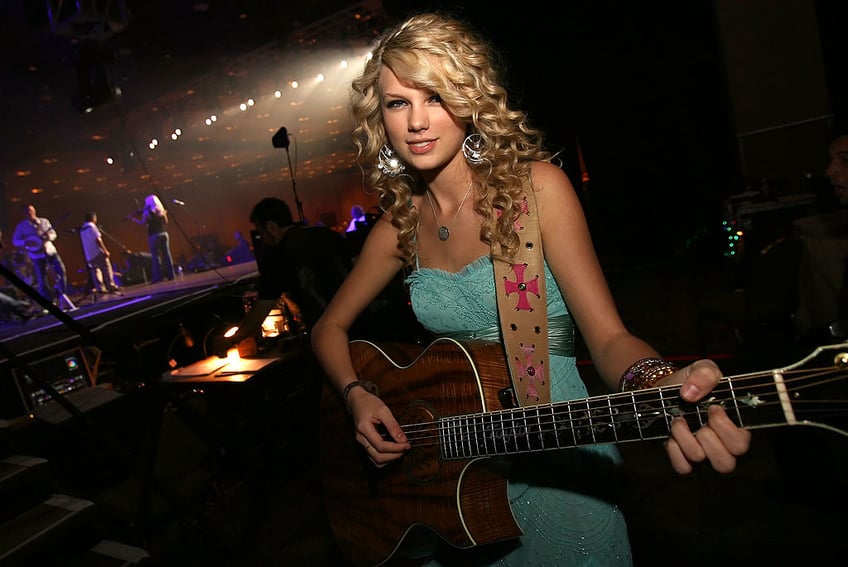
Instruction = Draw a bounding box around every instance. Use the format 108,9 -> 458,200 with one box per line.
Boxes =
437,355 -> 848,460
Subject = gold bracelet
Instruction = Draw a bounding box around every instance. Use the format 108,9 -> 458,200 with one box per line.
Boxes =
342,380 -> 378,414
619,357 -> 678,392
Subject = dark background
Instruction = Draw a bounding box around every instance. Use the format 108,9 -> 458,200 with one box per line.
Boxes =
1,0 -> 846,265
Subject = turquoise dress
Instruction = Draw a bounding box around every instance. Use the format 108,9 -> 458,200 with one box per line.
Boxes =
406,256 -> 633,566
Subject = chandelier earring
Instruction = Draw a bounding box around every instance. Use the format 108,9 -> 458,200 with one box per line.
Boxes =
377,144 -> 406,178
462,133 -> 486,165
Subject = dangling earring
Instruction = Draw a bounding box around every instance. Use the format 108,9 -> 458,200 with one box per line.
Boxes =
462,133 -> 485,165
377,145 -> 406,177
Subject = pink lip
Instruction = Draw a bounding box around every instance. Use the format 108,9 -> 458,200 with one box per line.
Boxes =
407,140 -> 436,155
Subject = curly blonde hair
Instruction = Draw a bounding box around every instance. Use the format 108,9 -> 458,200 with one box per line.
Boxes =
350,12 -> 552,265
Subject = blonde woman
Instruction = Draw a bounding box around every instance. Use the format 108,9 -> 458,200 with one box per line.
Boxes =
133,194 -> 175,283
311,13 -> 750,566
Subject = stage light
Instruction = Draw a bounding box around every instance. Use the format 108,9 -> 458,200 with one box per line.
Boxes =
261,309 -> 285,338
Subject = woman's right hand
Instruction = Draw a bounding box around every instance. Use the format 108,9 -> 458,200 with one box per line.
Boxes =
348,387 -> 410,467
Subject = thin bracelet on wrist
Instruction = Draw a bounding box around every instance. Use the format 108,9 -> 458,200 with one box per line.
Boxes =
342,380 -> 378,414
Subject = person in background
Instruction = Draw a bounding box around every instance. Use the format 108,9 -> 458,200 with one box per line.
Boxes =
310,13 -> 751,566
346,204 -> 367,233
132,194 -> 175,283
225,230 -> 254,265
80,211 -> 121,294
0,229 -> 42,322
793,123 -> 848,341
11,204 -> 68,305
215,197 -> 352,354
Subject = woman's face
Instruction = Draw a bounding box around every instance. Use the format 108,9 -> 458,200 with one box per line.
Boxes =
379,65 -> 466,175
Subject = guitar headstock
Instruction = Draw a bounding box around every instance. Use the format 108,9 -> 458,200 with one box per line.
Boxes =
736,342 -> 848,437
777,342 -> 848,373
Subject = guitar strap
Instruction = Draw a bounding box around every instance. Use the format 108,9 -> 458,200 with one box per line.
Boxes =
492,187 -> 551,406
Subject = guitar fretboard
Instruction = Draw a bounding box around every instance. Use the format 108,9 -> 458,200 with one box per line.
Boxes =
439,375 -> 791,459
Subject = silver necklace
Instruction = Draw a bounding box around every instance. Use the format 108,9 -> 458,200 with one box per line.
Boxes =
425,183 -> 474,241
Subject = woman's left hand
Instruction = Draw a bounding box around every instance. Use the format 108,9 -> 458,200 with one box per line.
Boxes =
659,359 -> 752,474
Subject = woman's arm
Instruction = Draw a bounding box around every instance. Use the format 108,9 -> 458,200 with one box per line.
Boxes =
531,161 -> 659,388
310,215 -> 411,464
531,161 -> 750,473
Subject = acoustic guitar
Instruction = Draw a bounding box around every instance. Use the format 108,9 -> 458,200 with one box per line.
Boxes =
320,338 -> 848,566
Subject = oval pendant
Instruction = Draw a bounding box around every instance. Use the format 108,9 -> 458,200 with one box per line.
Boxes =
437,225 -> 450,241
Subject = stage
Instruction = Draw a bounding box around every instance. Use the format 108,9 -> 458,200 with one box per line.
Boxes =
1,262 -> 258,354
0,261 -> 264,421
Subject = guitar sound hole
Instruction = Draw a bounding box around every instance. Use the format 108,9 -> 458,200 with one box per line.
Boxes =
401,401 -> 440,484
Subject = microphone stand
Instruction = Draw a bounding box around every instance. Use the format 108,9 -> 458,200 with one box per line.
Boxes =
99,225 -> 131,253
283,146 -> 305,224
170,202 -> 207,271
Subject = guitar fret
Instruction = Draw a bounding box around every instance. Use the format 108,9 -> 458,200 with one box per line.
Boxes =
443,416 -> 456,459
484,413 -> 494,454
462,415 -> 472,457
584,399 -> 596,445
693,399 -> 706,429
532,407 -> 545,450
567,401 -> 579,446
517,410 -> 528,452
628,391 -> 643,440
533,406 -> 544,451
657,387 -> 673,436
440,418 -> 450,459
470,413 -> 479,456
606,395 -> 619,443
498,411 -> 509,454
726,377 -> 744,428
470,414 -> 480,456
545,405 -> 560,450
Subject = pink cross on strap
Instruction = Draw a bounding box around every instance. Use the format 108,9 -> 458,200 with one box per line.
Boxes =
493,191 -> 551,406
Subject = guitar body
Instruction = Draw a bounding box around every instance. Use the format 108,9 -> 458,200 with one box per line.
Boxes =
320,339 -> 521,566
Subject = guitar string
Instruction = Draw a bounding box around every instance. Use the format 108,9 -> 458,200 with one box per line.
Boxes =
392,365 -> 835,442
395,368 -> 847,449
393,364 -> 841,441
390,353 -> 842,444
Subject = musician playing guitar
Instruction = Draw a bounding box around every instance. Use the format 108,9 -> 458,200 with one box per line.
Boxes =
310,13 -> 752,567
12,203 -> 69,305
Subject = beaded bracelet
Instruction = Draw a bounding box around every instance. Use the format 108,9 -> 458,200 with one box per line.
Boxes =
619,357 -> 678,392
342,379 -> 379,414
